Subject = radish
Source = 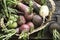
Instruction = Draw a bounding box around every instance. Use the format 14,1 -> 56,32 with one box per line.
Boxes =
27,22 -> 34,32
25,13 -> 34,21
39,5 -> 49,23
17,15 -> 26,25
17,3 -> 29,14
19,24 -> 30,32
17,3 -> 34,21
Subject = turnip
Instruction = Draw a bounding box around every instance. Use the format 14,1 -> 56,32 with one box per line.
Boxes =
17,3 -> 30,14
17,15 -> 26,25
39,5 -> 49,23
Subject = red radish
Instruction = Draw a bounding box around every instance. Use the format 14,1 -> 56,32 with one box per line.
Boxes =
27,22 -> 34,32
25,13 -> 34,21
27,22 -> 34,28
19,24 -> 30,32
17,16 -> 26,25
17,3 -> 29,14
17,3 -> 35,21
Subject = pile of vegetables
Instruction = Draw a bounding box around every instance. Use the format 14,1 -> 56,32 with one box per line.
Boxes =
0,0 -> 59,40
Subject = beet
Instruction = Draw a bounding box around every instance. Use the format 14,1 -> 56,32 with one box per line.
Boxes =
32,15 -> 42,27
17,16 -> 26,25
49,22 -> 60,33
17,3 -> 29,14
19,24 -> 30,32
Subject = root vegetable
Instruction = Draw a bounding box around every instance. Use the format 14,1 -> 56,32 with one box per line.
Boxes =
32,15 -> 42,27
27,22 -> 34,32
25,13 -> 34,21
19,24 -> 30,32
49,22 -> 60,33
17,15 -> 26,25
17,3 -> 29,14
39,5 -> 49,23
17,3 -> 34,21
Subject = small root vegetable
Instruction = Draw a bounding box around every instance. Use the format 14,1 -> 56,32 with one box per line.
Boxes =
17,3 -> 29,14
49,22 -> 60,33
17,3 -> 34,21
27,22 -> 34,32
25,13 -> 34,21
19,24 -> 30,32
32,15 -> 42,27
39,5 -> 49,23
17,15 -> 26,25
33,1 -> 41,14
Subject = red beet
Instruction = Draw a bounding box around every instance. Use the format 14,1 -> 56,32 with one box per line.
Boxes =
17,16 -> 26,25
19,24 -> 30,32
